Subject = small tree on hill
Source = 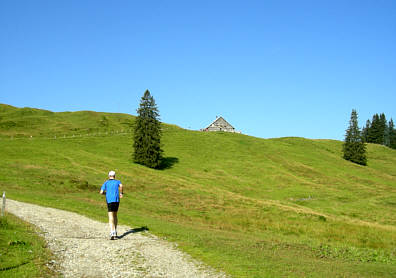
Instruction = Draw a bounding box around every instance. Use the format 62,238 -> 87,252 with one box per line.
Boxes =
133,90 -> 163,168
343,109 -> 367,165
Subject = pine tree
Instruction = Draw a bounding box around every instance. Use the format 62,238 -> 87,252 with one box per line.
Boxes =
367,114 -> 380,143
389,118 -> 396,149
133,90 -> 163,168
367,113 -> 387,145
379,113 -> 387,145
343,109 -> 367,165
362,120 -> 371,143
384,119 -> 391,147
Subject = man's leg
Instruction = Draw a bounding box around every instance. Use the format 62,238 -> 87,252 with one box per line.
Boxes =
114,211 -> 118,233
108,212 -> 116,236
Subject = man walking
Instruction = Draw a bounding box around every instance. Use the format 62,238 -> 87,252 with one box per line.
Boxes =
100,170 -> 123,240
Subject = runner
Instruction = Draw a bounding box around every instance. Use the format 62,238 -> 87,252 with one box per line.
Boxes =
100,170 -> 123,240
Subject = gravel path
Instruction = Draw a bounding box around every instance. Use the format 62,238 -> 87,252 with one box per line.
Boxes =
7,199 -> 228,278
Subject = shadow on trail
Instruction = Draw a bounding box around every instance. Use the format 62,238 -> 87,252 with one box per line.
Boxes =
118,226 -> 149,239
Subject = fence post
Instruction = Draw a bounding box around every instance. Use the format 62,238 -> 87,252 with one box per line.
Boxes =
1,192 -> 5,217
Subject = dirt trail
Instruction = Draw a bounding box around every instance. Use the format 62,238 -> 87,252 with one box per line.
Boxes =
7,199 -> 227,278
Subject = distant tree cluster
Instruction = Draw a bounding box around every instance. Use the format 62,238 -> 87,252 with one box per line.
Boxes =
343,109 -> 367,165
362,113 -> 396,149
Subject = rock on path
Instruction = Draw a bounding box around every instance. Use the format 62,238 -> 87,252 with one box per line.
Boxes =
7,199 -> 228,278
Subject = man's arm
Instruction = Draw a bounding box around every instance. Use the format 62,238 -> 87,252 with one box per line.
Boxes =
119,184 -> 123,198
100,182 -> 106,194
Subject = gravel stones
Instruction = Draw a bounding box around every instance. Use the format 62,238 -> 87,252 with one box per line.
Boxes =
7,199 -> 227,278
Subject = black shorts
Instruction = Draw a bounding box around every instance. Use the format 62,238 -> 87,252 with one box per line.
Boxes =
107,202 -> 119,212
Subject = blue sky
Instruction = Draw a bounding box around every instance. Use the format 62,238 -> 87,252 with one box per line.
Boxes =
1,0 -> 395,140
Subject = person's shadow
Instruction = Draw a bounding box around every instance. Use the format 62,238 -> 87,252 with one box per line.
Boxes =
117,226 -> 149,239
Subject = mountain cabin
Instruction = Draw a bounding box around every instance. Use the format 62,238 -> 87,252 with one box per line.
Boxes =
203,116 -> 237,133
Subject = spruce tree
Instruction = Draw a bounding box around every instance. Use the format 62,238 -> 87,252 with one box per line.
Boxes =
133,90 -> 163,168
367,113 -> 387,144
389,118 -> 396,149
362,120 -> 371,143
384,119 -> 391,147
367,114 -> 379,143
343,109 -> 367,165
379,113 -> 387,145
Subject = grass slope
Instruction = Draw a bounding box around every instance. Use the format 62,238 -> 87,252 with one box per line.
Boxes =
0,213 -> 55,278
0,104 -> 395,277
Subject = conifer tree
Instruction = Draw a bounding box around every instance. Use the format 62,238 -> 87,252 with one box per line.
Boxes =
379,113 -> 387,145
367,114 -> 380,143
362,120 -> 371,143
384,119 -> 391,147
343,109 -> 367,165
367,113 -> 387,144
389,118 -> 396,149
133,90 -> 163,168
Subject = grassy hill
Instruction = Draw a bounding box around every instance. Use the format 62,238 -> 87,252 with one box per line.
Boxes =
0,103 -> 395,277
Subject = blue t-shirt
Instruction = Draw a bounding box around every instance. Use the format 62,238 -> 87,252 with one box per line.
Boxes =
101,179 -> 121,203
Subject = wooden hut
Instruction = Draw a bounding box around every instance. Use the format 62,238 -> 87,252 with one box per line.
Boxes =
204,116 -> 236,132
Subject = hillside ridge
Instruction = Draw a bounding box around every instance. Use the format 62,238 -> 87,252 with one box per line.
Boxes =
1,103 -> 395,277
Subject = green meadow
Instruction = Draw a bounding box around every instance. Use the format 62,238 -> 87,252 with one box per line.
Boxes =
0,104 -> 395,277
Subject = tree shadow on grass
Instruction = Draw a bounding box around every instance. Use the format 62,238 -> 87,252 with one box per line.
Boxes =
157,157 -> 179,170
117,226 -> 149,239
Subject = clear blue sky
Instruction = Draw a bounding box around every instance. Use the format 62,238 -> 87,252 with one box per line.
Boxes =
1,0 -> 395,140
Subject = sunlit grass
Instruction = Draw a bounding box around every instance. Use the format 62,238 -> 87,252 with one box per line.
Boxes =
0,213 -> 56,278
0,104 -> 395,277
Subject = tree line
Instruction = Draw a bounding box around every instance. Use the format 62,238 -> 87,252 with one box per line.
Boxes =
362,113 -> 396,149
343,110 -> 395,166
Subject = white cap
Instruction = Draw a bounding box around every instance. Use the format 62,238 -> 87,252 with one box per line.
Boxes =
108,170 -> 116,177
